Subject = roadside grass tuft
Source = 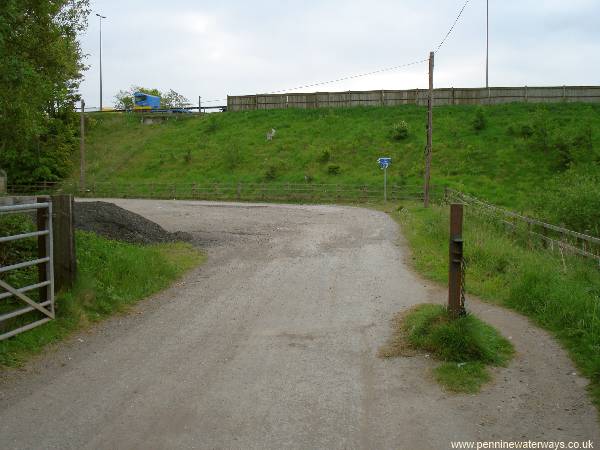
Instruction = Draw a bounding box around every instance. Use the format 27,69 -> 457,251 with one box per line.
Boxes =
380,303 -> 513,393
0,231 -> 204,367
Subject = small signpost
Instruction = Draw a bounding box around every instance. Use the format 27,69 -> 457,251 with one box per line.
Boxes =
377,157 -> 392,202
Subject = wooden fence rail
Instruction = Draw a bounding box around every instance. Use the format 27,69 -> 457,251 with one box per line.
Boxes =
227,86 -> 600,111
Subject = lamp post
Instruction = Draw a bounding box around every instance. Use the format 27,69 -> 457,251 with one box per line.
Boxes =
486,0 -> 489,89
96,13 -> 107,111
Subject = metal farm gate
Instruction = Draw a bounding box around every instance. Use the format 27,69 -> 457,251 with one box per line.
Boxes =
0,200 -> 55,340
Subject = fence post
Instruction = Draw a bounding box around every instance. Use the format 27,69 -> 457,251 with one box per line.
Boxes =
0,169 -> 6,195
51,194 -> 77,292
448,203 -> 465,318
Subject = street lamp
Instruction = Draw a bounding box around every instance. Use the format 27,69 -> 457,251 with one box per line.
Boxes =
486,0 -> 489,89
96,13 -> 107,111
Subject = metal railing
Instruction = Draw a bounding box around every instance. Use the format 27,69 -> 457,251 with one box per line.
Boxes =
0,200 -> 55,340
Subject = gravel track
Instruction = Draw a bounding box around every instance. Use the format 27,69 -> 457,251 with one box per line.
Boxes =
0,199 -> 597,449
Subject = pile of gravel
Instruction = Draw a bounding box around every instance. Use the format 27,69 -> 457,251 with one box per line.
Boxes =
74,201 -> 191,244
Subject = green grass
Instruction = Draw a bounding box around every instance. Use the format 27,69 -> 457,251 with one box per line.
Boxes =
0,231 -> 204,366
380,303 -> 513,393
79,103 -> 600,217
387,202 -> 600,405
434,362 -> 490,394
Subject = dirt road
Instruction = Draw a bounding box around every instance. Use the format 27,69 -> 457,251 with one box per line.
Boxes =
1,200 -> 598,449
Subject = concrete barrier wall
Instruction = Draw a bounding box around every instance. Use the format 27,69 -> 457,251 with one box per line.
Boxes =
227,86 -> 600,111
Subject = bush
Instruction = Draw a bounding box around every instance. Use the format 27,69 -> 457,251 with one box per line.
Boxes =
264,165 -> 277,180
318,149 -> 331,163
472,108 -> 486,132
391,121 -> 409,140
327,164 -> 341,175
530,110 -> 552,152
520,124 -> 534,138
183,149 -> 192,164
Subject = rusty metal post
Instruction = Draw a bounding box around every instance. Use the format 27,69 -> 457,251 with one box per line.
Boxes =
448,203 -> 464,318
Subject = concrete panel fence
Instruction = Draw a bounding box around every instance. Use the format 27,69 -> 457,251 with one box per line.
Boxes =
227,86 -> 600,112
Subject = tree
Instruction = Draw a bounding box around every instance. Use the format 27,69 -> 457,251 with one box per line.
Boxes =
0,0 -> 90,184
114,86 -> 190,110
161,89 -> 191,109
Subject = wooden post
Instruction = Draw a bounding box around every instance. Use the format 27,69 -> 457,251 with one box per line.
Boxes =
0,169 -> 6,194
51,195 -> 77,292
79,99 -> 85,192
424,51 -> 434,208
448,203 -> 464,318
198,96 -> 202,113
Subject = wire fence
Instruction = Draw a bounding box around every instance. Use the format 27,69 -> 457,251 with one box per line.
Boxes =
5,182 -> 598,265
5,181 -> 443,204
445,188 -> 600,264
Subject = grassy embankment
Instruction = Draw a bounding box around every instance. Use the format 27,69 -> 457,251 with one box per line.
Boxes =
80,103 -> 600,229
384,202 -> 600,405
0,216 -> 203,366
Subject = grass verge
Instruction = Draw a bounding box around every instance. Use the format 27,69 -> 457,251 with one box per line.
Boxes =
0,231 -> 204,367
380,303 -> 513,393
384,202 -> 600,406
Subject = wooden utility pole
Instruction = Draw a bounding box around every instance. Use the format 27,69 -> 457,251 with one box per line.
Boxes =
423,51 -> 434,208
79,99 -> 85,191
448,203 -> 464,318
198,96 -> 202,113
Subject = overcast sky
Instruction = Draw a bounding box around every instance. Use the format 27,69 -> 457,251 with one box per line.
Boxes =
77,0 -> 600,109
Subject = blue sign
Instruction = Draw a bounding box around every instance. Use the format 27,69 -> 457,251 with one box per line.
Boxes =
377,157 -> 392,169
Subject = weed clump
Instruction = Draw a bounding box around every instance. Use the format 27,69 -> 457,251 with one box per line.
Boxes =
318,149 -> 331,163
264,165 -> 277,180
327,164 -> 341,175
391,120 -> 409,140
380,304 -> 513,393
472,108 -> 486,132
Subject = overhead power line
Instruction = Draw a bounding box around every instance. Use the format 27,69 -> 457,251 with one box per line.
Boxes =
435,0 -> 470,52
202,59 -> 428,103
203,0 -> 471,103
